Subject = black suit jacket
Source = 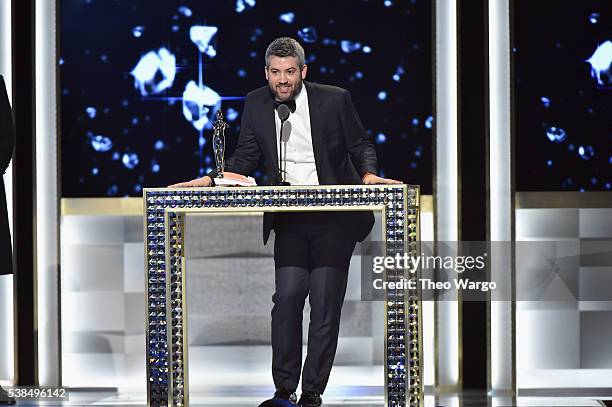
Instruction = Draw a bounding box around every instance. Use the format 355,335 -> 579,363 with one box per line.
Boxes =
0,75 -> 15,275
212,81 -> 377,244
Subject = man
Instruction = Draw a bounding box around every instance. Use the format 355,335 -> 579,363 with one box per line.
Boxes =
0,75 -> 16,405
171,37 -> 400,406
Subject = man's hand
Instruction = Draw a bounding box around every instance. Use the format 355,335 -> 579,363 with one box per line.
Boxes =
168,175 -> 214,188
362,172 -> 402,185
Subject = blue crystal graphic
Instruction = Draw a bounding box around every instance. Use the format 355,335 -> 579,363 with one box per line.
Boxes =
122,153 -> 140,169
178,6 -> 192,17
425,116 -> 433,129
589,12 -> 600,24
132,26 -> 144,38
131,48 -> 176,96
340,40 -> 361,53
541,96 -> 551,107
250,27 -> 263,42
182,80 -> 221,131
577,145 -> 595,160
151,160 -> 160,173
226,107 -> 239,122
236,0 -> 256,13
545,126 -> 567,143
297,27 -> 318,43
154,140 -> 165,151
393,66 -> 405,82
86,106 -> 96,119
378,91 -> 387,101
279,12 -> 295,24
362,45 -> 372,53
376,133 -> 387,144
107,185 -> 118,196
586,41 -> 612,87
90,135 -> 113,152
190,25 -> 218,57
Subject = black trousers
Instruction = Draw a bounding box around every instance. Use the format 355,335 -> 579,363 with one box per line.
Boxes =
271,213 -> 357,394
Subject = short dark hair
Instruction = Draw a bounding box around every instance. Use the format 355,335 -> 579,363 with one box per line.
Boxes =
265,37 -> 305,68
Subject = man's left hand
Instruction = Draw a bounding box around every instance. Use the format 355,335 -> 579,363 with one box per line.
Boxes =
362,173 -> 402,185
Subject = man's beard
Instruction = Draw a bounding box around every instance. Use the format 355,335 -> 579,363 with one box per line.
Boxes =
270,78 -> 303,102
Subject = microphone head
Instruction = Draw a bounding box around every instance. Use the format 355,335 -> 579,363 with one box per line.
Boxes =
276,103 -> 290,121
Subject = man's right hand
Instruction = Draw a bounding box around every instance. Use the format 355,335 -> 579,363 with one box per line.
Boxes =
168,175 -> 214,188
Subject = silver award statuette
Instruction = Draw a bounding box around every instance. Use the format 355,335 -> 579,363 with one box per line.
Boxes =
212,110 -> 228,178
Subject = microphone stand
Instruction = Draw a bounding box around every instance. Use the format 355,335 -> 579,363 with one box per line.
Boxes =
277,119 -> 290,186
275,103 -> 291,186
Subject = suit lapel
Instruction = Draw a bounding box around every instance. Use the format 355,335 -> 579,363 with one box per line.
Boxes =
261,91 -> 279,180
305,81 -> 325,180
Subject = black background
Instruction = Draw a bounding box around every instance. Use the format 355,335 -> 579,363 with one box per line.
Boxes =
514,0 -> 612,191
60,0 -> 433,197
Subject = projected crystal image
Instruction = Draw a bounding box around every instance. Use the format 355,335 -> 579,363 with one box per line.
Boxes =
59,0 -> 432,197
514,0 -> 612,191
60,0 -> 432,197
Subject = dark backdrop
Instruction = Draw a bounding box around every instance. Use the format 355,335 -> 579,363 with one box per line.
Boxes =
514,0 -> 612,191
60,0 -> 433,197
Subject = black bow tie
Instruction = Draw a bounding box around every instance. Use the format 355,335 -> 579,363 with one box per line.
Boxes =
274,99 -> 296,113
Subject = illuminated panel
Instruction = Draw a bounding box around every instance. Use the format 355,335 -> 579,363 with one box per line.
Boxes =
36,0 -> 60,385
489,0 -> 514,391
434,0 -> 460,388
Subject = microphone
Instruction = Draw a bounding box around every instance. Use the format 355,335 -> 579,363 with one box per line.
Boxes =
275,103 -> 292,185
276,103 -> 290,122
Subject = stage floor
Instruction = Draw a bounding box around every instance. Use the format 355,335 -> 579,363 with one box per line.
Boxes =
9,388 -> 609,406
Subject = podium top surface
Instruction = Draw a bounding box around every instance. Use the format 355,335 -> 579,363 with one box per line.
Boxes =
143,183 -> 419,193
142,184 -> 420,212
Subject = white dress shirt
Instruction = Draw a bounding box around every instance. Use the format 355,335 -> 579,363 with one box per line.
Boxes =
274,85 -> 319,185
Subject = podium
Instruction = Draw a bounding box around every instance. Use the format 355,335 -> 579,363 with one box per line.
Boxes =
144,184 -> 422,407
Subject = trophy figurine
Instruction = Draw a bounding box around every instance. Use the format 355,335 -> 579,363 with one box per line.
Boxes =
210,110 -> 257,187
212,110 -> 228,178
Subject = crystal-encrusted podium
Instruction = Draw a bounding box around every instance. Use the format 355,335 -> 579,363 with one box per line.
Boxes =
144,184 -> 422,407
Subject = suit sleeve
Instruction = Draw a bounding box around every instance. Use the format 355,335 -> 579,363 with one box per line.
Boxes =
209,98 -> 261,179
0,76 -> 15,174
340,89 -> 377,177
